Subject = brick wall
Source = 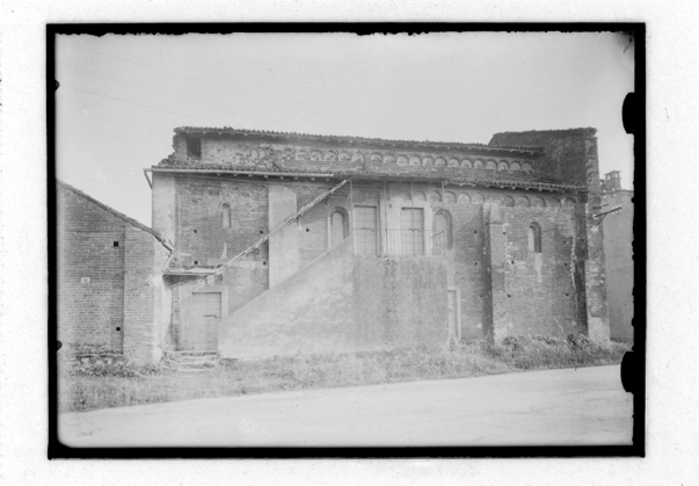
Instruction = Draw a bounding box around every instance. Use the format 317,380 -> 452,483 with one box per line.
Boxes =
496,205 -> 578,338
489,128 -> 596,184
174,176 -> 269,268
58,183 -> 171,362
57,186 -> 126,351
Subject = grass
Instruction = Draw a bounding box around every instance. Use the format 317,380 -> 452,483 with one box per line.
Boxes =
59,334 -> 631,413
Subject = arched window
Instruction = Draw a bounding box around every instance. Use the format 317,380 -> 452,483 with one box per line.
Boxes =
330,208 -> 349,247
221,204 -> 232,229
433,210 -> 452,255
528,223 -> 542,253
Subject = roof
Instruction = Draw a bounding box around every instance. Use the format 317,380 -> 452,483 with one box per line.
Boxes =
151,165 -> 585,193
174,126 -> 545,154
57,179 -> 174,251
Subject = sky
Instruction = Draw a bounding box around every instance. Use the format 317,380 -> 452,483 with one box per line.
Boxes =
56,32 -> 635,226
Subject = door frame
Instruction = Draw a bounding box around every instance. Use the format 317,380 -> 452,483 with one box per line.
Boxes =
182,286 -> 228,351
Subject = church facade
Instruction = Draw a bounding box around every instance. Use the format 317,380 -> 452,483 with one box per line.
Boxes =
144,126 -> 609,360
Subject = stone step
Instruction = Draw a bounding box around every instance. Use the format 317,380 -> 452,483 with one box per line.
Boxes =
168,351 -> 220,372
175,367 -> 213,373
174,356 -> 219,364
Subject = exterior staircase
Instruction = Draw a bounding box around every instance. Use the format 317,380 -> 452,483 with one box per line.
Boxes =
167,351 -> 219,372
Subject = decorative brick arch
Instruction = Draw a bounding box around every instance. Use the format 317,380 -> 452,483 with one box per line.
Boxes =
429,190 -> 442,203
516,196 -> 531,208
457,193 -> 471,204
443,191 -> 457,204
562,197 -> 576,208
531,196 -> 546,208
413,191 -> 427,202
547,197 -> 562,210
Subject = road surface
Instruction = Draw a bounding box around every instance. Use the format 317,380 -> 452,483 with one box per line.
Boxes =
59,365 -> 632,447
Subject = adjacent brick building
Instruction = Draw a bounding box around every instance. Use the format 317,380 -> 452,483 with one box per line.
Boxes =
601,171 -> 634,342
146,126 -> 610,359
57,181 -> 173,363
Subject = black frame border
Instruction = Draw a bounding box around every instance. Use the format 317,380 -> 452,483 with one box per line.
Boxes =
47,22 -> 646,460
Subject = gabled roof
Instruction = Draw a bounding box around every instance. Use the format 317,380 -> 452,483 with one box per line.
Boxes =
57,179 -> 173,251
174,126 -> 545,155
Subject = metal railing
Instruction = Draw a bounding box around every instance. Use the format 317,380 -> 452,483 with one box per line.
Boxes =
354,229 -> 447,256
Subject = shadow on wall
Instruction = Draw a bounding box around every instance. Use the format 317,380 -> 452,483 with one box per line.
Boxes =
218,238 -> 450,360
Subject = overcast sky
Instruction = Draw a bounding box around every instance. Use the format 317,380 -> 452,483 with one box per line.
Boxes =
56,32 -> 634,226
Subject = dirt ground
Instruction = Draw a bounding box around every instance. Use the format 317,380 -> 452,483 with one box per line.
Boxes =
59,365 -> 632,447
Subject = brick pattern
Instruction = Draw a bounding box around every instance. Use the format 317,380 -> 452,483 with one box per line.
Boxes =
168,173 -> 583,345
58,185 -> 170,362
171,136 -> 541,181
175,176 -> 269,268
489,128 -> 595,184
497,206 -> 578,338
159,128 -> 610,351
58,187 -> 126,351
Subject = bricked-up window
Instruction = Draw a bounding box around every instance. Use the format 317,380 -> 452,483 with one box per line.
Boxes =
354,206 -> 379,255
528,223 -> 542,253
401,208 -> 424,255
432,210 -> 452,255
187,136 -> 201,158
221,204 -> 232,229
330,209 -> 349,247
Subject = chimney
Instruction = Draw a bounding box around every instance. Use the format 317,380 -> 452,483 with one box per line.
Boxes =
603,170 -> 622,191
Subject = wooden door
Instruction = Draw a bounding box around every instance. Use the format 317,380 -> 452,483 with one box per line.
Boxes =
184,292 -> 221,351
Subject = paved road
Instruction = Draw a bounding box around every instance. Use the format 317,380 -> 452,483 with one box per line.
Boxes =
59,365 -> 632,447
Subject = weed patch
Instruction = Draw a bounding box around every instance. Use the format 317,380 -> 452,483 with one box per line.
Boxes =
59,334 -> 631,413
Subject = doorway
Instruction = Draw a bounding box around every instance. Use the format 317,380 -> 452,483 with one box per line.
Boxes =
182,291 -> 222,351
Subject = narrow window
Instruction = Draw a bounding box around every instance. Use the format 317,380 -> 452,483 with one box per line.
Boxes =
528,223 -> 542,253
187,136 -> 201,158
354,206 -> 378,255
433,210 -> 452,255
221,204 -> 232,229
330,209 -> 349,247
401,208 -> 424,255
